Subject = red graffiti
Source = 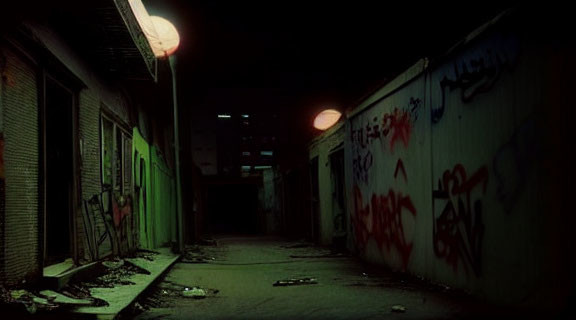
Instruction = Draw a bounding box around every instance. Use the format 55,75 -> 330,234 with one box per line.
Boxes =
353,185 -> 416,270
394,158 -> 407,182
112,195 -> 132,228
382,108 -> 412,152
432,164 -> 488,276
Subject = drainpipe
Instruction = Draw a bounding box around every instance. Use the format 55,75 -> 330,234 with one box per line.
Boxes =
169,55 -> 184,253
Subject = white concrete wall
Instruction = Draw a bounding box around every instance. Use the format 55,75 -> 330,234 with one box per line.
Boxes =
345,69 -> 430,271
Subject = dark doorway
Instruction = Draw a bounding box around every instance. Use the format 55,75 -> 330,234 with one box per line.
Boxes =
206,182 -> 259,235
44,77 -> 74,266
309,157 -> 319,243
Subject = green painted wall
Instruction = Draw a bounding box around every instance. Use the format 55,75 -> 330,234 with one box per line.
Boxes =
132,128 -> 152,249
132,130 -> 177,250
150,146 -> 176,248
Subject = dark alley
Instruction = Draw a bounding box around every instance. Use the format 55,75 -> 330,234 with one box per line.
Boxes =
1,1 -> 576,319
132,236 -> 530,320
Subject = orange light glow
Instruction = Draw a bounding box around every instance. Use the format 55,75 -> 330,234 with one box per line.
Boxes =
149,16 -> 180,57
313,109 -> 342,130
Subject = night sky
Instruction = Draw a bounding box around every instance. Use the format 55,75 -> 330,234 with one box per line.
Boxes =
143,1 -> 516,146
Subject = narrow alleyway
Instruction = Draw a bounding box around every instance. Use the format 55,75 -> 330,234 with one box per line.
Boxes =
132,236 -> 526,320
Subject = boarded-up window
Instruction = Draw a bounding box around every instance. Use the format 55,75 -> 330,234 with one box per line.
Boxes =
100,114 -> 132,193
101,117 -> 114,189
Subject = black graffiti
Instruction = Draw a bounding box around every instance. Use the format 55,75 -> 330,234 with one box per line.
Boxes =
352,151 -> 373,184
409,97 -> 422,122
351,116 -> 381,149
432,164 -> 488,277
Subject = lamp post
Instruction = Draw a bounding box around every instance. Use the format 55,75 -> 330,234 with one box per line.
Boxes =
148,15 -> 184,253
169,55 -> 184,253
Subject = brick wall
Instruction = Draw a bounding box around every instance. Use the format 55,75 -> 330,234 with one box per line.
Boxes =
1,47 -> 40,285
78,90 -> 113,260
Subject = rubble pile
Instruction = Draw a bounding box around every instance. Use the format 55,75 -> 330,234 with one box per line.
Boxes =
0,250 -> 157,316
0,284 -> 105,316
81,258 -> 151,288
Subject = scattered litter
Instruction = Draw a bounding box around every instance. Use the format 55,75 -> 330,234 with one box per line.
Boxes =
391,305 -> 407,313
281,243 -> 310,249
1,288 -> 60,314
10,289 -> 29,300
273,278 -> 318,287
181,252 -> 211,264
133,301 -> 146,312
102,260 -> 124,270
198,238 -> 218,246
134,250 -> 159,261
182,287 -> 206,299
181,244 -> 225,264
38,290 -> 93,306
289,253 -> 346,259
32,296 -> 50,306
81,259 -> 150,288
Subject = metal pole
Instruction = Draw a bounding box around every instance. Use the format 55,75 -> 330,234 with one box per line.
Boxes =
169,55 -> 184,253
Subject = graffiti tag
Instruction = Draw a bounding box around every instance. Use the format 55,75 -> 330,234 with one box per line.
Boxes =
432,164 -> 488,276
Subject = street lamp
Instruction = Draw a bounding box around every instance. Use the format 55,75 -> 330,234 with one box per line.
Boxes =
313,109 -> 342,130
146,15 -> 184,253
148,16 -> 181,58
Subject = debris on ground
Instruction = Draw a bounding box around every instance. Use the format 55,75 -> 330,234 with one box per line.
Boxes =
391,304 -> 407,313
182,251 -> 213,264
0,285 -> 105,315
0,252 -> 158,316
38,290 -> 93,306
133,250 -> 160,261
289,252 -> 347,259
81,258 -> 150,288
181,245 -> 224,264
198,238 -> 218,246
273,278 -> 318,287
280,243 -> 311,249
181,287 -> 207,299
136,280 -> 219,312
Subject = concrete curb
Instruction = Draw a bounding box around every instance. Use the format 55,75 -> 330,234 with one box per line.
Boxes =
71,249 -> 180,320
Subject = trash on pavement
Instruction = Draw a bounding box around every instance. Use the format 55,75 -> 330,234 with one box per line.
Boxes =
391,305 -> 407,313
181,287 -> 207,299
39,290 -> 93,306
289,253 -> 346,259
273,278 -> 318,287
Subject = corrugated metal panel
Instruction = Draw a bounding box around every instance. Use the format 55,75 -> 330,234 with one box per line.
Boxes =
346,71 -> 429,272
2,48 -> 40,285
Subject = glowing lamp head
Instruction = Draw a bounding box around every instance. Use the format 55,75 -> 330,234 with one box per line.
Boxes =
313,109 -> 342,130
149,16 -> 180,58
